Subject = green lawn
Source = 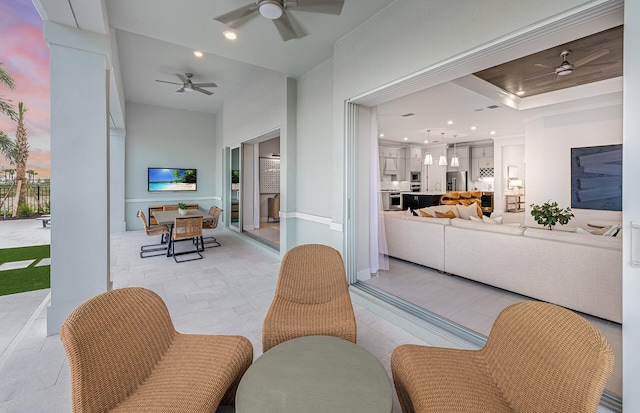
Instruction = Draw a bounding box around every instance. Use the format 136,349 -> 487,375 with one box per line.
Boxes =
0,245 -> 50,296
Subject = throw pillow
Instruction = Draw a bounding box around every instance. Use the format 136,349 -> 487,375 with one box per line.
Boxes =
435,210 -> 456,219
591,225 -> 612,235
409,207 -> 418,216
576,227 -> 591,234
419,209 -> 434,218
469,215 -> 483,223
603,224 -> 619,237
482,215 -> 499,225
456,203 -> 481,220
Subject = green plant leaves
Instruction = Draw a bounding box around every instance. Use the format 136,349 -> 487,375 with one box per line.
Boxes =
530,201 -> 574,228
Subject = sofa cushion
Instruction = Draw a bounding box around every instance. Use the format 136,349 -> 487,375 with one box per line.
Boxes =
450,218 -> 525,235
419,209 -> 434,218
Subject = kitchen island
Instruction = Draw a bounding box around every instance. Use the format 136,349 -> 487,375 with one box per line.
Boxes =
402,192 -> 444,210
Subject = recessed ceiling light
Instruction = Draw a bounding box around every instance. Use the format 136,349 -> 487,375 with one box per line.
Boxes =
490,131 -> 496,135
471,126 -> 477,130
379,133 -> 384,138
193,50 -> 203,58
403,137 -> 408,141
424,140 -> 429,144
516,90 -> 525,96
447,120 -> 453,125
223,30 -> 238,40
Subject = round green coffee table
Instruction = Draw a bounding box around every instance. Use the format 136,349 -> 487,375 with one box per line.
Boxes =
236,335 -> 392,413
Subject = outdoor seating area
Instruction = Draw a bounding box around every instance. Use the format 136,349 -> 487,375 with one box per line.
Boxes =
137,205 -> 223,263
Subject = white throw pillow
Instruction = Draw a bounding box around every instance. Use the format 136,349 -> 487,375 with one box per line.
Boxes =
469,215 -> 483,223
603,224 -> 619,237
482,215 -> 503,224
456,203 -> 480,220
576,227 -> 591,234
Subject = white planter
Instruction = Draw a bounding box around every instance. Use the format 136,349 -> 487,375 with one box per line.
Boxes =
178,208 -> 188,216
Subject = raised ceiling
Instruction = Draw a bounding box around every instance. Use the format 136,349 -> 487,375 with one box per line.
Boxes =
474,25 -> 623,98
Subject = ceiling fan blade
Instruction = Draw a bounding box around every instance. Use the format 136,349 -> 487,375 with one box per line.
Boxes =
155,80 -> 182,86
176,73 -> 188,83
573,49 -> 610,67
194,82 -> 218,88
522,71 -> 555,82
213,3 -> 258,24
287,0 -> 344,15
534,63 -> 552,68
175,88 -> 185,93
194,87 -> 214,96
273,11 -> 307,41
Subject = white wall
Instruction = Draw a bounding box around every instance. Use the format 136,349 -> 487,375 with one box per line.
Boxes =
524,98 -> 623,229
124,102 -> 217,230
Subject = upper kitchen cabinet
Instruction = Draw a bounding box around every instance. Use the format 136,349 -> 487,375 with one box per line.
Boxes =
471,145 -> 495,180
446,145 -> 469,172
379,145 -> 406,180
409,147 -> 423,172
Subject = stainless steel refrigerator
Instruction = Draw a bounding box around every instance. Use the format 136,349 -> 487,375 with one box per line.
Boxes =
446,171 -> 468,191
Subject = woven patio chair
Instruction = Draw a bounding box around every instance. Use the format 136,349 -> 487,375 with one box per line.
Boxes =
262,244 -> 357,352
171,216 -> 204,263
137,210 -> 170,258
202,206 -> 223,248
391,301 -> 614,413
60,287 -> 253,413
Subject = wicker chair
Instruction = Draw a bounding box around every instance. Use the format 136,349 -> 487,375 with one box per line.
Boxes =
60,287 -> 253,413
137,210 -> 170,258
171,216 -> 204,262
202,206 -> 223,248
391,301 -> 614,413
262,244 -> 357,352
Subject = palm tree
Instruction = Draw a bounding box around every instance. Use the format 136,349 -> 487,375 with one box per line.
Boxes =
14,102 -> 29,206
26,169 -> 35,183
0,63 -> 17,160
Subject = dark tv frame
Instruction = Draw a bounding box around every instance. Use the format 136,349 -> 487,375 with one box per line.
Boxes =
148,167 -> 197,192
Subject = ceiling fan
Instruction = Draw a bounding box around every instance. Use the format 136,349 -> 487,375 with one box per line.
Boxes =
155,73 -> 217,95
525,49 -> 611,82
214,0 -> 345,42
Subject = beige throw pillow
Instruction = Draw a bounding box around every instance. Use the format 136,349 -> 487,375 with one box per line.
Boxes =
435,210 -> 456,219
456,203 -> 481,220
419,209 -> 434,218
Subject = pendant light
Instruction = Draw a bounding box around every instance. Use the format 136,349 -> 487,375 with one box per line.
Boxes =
438,133 -> 448,166
450,135 -> 460,167
423,130 -> 433,165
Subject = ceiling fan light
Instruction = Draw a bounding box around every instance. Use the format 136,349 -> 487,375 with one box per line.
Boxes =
184,86 -> 195,92
259,2 -> 283,19
557,68 -> 573,76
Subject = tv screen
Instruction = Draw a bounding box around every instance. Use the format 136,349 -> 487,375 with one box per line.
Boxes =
148,168 -> 197,192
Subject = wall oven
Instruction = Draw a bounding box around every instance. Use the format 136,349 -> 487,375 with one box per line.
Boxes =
381,191 -> 402,211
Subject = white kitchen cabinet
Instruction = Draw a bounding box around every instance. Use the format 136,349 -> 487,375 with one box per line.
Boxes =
472,156 -> 494,180
410,147 -> 422,159
380,146 -> 398,158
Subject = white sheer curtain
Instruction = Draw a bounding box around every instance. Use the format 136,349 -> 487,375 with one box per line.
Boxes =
370,107 -> 389,273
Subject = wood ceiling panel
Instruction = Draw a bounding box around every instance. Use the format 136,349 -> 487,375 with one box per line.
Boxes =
474,25 -> 623,97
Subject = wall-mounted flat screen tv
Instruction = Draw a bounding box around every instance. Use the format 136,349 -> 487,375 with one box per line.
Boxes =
148,168 -> 197,192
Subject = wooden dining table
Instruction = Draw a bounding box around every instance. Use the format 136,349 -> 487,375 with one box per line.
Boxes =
151,209 -> 215,257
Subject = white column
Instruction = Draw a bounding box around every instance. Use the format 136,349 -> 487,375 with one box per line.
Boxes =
45,22 -> 111,335
110,128 -> 126,232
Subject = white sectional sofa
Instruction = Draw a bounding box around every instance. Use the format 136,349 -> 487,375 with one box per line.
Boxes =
382,210 -> 622,323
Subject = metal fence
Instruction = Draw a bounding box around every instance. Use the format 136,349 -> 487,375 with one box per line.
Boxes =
0,184 -> 50,218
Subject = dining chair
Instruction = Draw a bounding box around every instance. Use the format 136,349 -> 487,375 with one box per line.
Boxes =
163,204 -> 179,211
391,301 -> 614,413
203,206 -> 223,248
171,216 -> 204,262
60,287 -> 253,412
262,244 -> 357,352
137,210 -> 170,258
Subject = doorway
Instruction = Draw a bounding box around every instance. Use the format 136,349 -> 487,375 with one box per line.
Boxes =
226,130 -> 281,251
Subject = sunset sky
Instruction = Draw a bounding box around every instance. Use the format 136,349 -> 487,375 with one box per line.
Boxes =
0,0 -> 50,179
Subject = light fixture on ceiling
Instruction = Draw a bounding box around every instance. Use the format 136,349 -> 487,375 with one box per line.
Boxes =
424,130 -> 433,165
438,133 -> 448,166
259,0 -> 284,19
447,120 -> 453,125
403,137 -> 408,141
450,135 -> 459,167
379,133 -> 384,138
193,50 -> 203,58
223,29 -> 238,40
516,90 -> 525,96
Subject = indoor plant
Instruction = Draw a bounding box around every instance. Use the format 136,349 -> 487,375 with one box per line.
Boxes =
178,202 -> 188,216
530,201 -> 574,230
